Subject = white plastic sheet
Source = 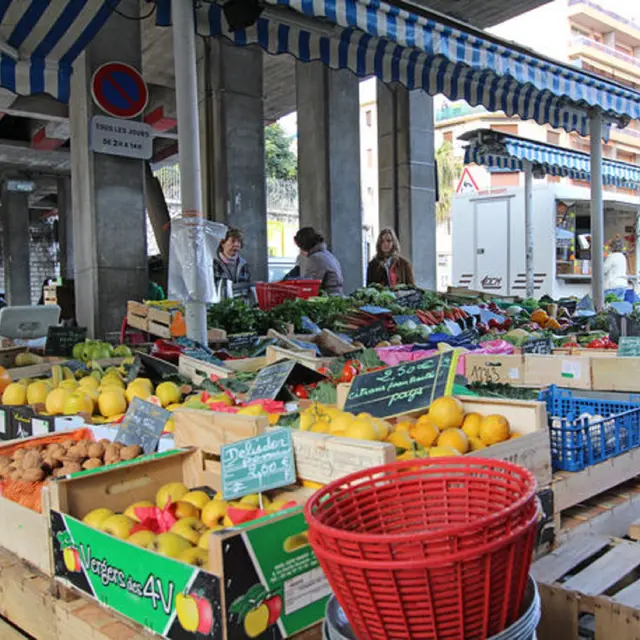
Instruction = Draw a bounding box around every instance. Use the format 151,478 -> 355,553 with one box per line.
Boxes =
168,217 -> 227,303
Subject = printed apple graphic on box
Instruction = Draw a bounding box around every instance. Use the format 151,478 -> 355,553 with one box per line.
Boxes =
176,592 -> 214,635
63,547 -> 82,573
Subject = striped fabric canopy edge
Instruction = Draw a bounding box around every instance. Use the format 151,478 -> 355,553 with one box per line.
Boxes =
0,0 -> 116,102
463,137 -> 640,190
154,0 -> 640,137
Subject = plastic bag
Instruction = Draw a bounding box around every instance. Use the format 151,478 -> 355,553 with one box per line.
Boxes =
168,217 -> 227,303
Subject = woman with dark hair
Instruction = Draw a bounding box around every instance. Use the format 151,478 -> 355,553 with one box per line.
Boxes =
213,227 -> 251,284
293,227 -> 344,295
366,227 -> 415,287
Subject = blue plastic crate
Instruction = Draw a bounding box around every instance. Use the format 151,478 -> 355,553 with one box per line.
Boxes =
540,386 -> 640,472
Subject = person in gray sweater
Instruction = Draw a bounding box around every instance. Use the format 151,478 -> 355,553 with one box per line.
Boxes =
293,227 -> 344,296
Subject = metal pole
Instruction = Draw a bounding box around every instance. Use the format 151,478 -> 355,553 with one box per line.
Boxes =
523,159 -> 534,299
171,0 -> 208,343
589,110 -> 605,310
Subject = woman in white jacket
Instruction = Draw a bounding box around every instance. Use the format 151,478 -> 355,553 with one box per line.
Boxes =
603,237 -> 628,292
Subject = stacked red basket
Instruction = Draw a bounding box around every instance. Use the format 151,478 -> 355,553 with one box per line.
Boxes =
305,457 -> 539,640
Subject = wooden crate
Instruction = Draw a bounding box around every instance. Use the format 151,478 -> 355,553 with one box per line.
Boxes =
533,534 -> 640,639
591,356 -> 640,393
173,407 -> 395,486
265,345 -> 334,371
126,300 -> 148,332
458,397 -> 552,488
464,354 -> 525,386
178,353 -> 266,385
523,355 -> 592,390
48,450 -> 327,639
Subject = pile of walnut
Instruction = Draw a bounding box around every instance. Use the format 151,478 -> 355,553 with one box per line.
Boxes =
0,439 -> 143,482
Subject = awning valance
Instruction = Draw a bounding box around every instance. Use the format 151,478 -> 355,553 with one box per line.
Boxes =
0,0 -> 115,102
461,129 -> 640,190
158,0 -> 640,137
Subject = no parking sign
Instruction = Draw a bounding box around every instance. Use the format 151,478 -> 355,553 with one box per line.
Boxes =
91,62 -> 148,119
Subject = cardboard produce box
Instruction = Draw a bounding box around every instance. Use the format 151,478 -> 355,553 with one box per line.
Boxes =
591,356 -> 640,393
48,449 -> 327,639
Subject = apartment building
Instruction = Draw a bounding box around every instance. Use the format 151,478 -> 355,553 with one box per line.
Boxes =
435,0 -> 640,193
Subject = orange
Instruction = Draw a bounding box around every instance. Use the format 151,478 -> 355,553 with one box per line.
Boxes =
411,421 -> 440,448
428,397 -> 465,430
436,428 -> 469,454
461,413 -> 483,439
479,414 -> 511,445
0,366 -> 11,394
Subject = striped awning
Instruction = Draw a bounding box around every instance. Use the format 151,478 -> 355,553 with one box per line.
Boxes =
462,129 -> 640,190
0,1 -> 116,102
156,0 -> 640,137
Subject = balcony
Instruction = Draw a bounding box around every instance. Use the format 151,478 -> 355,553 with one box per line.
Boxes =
568,0 -> 640,47
569,36 -> 640,84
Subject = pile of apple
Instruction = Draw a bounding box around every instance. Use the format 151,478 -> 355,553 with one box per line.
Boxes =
81,481 -> 298,569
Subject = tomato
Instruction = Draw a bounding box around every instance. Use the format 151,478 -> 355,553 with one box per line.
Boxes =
339,364 -> 358,383
317,366 -> 332,378
292,384 -> 308,399
346,359 -> 363,372
587,339 -> 604,349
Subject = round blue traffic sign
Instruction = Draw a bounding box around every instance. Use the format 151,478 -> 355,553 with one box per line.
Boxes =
91,62 -> 148,119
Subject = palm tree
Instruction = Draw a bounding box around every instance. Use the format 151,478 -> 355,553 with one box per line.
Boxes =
436,141 -> 463,224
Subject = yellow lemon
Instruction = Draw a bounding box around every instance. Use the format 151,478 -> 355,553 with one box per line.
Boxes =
63,392 -> 93,415
156,382 -> 182,407
328,412 -> 355,434
78,376 -> 100,391
437,428 -> 469,454
99,389 -> 127,418
45,388 -> 71,415
479,415 -> 511,445
387,430 -> 414,450
310,420 -> 331,434
299,412 -> 315,431
344,419 -> 379,441
411,421 -> 440,448
26,380 -> 50,405
58,379 -> 78,391
394,418 -> 415,432
2,382 -> 26,406
428,396 -> 465,430
125,383 -> 151,404
469,437 -> 487,451
429,446 -> 462,458
237,404 -> 266,416
462,413 -> 483,439
373,418 -> 392,440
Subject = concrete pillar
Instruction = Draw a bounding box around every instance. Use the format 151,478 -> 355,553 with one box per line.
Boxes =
57,177 -> 73,280
1,183 -> 31,305
208,40 -> 267,281
296,62 -> 363,293
69,0 -> 147,337
377,83 -> 437,289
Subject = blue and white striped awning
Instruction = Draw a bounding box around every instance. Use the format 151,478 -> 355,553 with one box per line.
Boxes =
156,0 -> 640,137
0,1 -> 116,102
462,129 -> 640,190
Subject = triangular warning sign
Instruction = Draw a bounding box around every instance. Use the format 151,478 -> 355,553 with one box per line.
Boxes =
456,167 -> 480,194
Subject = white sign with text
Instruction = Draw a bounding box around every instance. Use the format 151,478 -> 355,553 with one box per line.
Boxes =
90,115 -> 152,160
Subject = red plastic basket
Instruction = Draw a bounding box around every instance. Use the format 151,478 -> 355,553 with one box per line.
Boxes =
305,457 -> 539,640
255,279 -> 322,310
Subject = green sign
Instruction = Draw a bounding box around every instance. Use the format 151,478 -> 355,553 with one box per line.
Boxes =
51,511 -> 222,637
344,350 -> 458,418
221,428 -> 296,500
618,336 -> 640,357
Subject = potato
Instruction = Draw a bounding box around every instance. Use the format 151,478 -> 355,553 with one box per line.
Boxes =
22,450 -> 42,469
12,448 -> 26,461
22,467 -> 45,482
119,445 -> 142,461
58,462 -> 82,476
9,470 -> 23,481
0,455 -> 11,467
61,439 -> 75,450
82,458 -> 102,470
88,443 -> 105,459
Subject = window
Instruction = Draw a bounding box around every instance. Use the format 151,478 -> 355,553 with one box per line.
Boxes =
491,124 -> 518,135
365,110 -> 372,127
366,148 -> 373,169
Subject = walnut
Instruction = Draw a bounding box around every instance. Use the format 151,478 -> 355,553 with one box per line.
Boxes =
82,458 -> 103,470
119,445 -> 142,461
88,443 -> 105,459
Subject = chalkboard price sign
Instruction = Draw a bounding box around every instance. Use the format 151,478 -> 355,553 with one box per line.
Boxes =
221,428 -> 296,500
344,351 -> 458,418
396,289 -> 424,309
351,320 -> 389,348
114,397 -> 171,454
618,337 -> 640,357
227,332 -> 258,351
521,338 -> 553,355
45,326 -> 87,357
246,360 -> 296,403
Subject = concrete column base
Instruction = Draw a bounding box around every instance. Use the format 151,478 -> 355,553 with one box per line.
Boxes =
1,185 -> 30,306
